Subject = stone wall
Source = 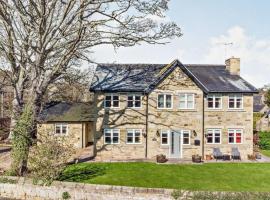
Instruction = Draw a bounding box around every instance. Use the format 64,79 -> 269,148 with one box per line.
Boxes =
0,177 -> 173,200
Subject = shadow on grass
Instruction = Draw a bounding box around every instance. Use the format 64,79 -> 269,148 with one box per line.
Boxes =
58,165 -> 105,182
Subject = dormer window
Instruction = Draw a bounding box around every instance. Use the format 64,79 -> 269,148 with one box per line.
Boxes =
104,94 -> 119,108
228,94 -> 243,109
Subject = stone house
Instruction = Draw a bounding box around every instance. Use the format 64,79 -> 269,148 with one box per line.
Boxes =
38,58 -> 258,161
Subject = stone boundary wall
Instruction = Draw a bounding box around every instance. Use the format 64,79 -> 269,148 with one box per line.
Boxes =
0,176 -> 174,200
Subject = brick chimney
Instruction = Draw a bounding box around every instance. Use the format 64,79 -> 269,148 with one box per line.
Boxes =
225,57 -> 240,75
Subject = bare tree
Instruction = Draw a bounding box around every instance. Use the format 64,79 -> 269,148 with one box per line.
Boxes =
46,67 -> 94,102
0,0 -> 181,173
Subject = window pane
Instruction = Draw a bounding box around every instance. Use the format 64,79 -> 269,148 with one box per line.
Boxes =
127,100 -> 133,108
161,132 -> 168,144
187,94 -> 193,101
179,94 -> 185,101
166,95 -> 172,108
105,137 -> 111,144
183,132 -> 189,144
187,101 -> 193,108
135,96 -> 141,101
215,97 -> 221,108
55,125 -> 61,134
135,100 -> 141,107
229,99 -> 235,108
113,95 -> 119,100
236,133 -> 242,143
62,125 -> 67,134
228,132 -> 234,143
236,99 -> 242,108
113,100 -> 119,107
215,133 -> 220,143
135,136 -> 140,143
158,95 -> 164,108
207,133 -> 213,143
183,138 -> 189,144
105,100 -> 111,107
105,96 -> 111,101
180,102 -> 185,109
112,136 -> 119,143
128,96 -> 133,101
105,130 -> 111,136
208,101 -> 213,108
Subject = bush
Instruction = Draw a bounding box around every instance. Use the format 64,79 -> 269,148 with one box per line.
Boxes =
0,177 -> 17,184
259,132 -> 270,150
62,191 -> 71,199
28,131 -> 75,185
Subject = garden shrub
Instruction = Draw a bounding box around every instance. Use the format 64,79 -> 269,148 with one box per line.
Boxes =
62,191 -> 71,199
28,131 -> 75,186
259,132 -> 270,150
0,177 -> 17,184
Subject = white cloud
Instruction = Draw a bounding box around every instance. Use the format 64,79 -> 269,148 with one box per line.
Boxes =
202,26 -> 270,88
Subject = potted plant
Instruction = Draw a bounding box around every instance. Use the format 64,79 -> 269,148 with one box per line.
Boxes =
156,154 -> 168,163
205,154 -> 212,160
192,154 -> 202,163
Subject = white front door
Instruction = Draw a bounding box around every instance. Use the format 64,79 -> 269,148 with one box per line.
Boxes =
169,131 -> 182,159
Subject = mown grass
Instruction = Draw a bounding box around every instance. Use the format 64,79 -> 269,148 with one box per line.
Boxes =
59,162 -> 270,191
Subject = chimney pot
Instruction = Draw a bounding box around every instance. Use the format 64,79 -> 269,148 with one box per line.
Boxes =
225,57 -> 240,75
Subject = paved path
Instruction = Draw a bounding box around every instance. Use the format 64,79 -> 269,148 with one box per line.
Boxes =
0,145 -> 11,172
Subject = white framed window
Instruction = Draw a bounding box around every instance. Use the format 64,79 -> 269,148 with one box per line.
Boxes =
104,94 -> 119,108
206,129 -> 221,144
182,130 -> 190,145
161,130 -> 169,145
207,94 -> 222,109
55,123 -> 68,135
126,129 -> 142,144
228,94 -> 243,109
104,129 -> 120,144
228,129 -> 243,144
157,94 -> 173,109
127,95 -> 142,108
179,93 -> 195,109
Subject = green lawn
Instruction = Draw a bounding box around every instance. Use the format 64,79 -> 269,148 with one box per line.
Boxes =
261,150 -> 270,157
59,162 -> 270,191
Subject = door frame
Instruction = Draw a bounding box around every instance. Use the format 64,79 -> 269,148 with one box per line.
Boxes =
169,130 -> 183,159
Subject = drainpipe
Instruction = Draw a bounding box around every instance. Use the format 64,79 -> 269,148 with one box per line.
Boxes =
145,94 -> 149,159
202,94 -> 205,160
1,92 -> 3,118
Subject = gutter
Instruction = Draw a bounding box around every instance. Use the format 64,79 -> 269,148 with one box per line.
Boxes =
202,94 -> 205,160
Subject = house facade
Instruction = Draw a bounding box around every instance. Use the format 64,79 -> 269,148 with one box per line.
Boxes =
88,58 -> 257,161
38,57 -> 258,161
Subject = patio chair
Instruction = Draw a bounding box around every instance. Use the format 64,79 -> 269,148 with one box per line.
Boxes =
231,147 -> 241,160
213,148 -> 223,161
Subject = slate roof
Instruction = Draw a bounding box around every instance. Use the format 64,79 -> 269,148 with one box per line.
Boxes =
90,59 -> 258,94
253,95 -> 266,112
38,102 -> 95,122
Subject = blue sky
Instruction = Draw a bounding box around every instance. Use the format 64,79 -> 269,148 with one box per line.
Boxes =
93,0 -> 270,88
